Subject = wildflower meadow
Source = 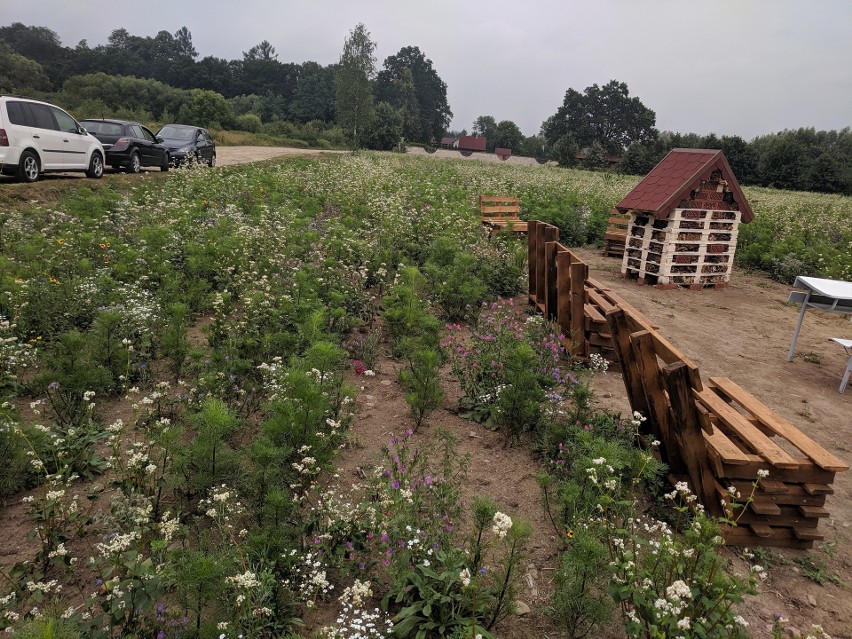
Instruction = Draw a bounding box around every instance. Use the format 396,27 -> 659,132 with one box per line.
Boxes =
0,153 -> 844,638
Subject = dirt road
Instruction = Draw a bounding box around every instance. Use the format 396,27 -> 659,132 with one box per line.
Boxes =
215,145 -> 341,166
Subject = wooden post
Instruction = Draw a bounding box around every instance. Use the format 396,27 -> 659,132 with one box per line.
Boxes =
606,308 -> 652,432
569,259 -> 588,357
629,330 -> 687,475
556,250 -> 572,345
535,223 -> 546,309
663,362 -> 724,517
528,220 -> 538,302
545,241 -> 559,320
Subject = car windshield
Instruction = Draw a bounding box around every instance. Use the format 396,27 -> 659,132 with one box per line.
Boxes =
83,121 -> 124,136
158,126 -> 195,141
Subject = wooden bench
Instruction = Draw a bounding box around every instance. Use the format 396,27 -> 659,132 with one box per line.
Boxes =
480,195 -> 527,235
603,209 -> 631,257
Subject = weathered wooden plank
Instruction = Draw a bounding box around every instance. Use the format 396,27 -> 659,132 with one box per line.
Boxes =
588,332 -> 614,347
798,505 -> 830,519
545,241 -> 559,321
722,525 -> 816,549
728,506 -> 821,528
722,482 -> 826,507
631,331 -> 686,474
584,303 -> 606,324
695,402 -> 716,435
481,205 -> 521,215
756,479 -> 789,494
714,454 -> 837,483
535,223 -> 546,307
663,362 -> 722,516
527,220 -> 537,299
570,260 -> 588,358
480,195 -> 520,205
696,389 -> 800,468
749,524 -> 773,538
749,499 -> 781,516
556,250 -> 572,346
793,528 -> 825,541
586,287 -> 617,314
703,428 -> 751,465
708,377 -> 849,472
803,483 -> 834,496
606,308 -> 652,436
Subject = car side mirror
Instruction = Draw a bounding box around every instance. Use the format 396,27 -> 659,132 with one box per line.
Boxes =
156,136 -> 164,143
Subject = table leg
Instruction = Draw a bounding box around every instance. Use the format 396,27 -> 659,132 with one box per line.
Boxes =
786,291 -> 811,362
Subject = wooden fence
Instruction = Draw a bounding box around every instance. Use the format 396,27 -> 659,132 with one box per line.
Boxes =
527,220 -> 654,360
527,220 -> 848,548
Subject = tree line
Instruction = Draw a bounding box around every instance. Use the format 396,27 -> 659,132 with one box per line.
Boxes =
539,80 -> 852,195
2,21 -> 849,194
0,21 -> 451,151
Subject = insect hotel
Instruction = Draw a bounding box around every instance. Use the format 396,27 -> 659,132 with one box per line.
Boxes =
615,148 -> 754,289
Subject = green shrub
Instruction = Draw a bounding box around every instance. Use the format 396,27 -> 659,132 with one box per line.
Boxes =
399,347 -> 443,430
235,113 -> 263,133
34,330 -> 113,427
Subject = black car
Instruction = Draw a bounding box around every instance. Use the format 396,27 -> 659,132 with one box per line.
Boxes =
156,124 -> 216,167
80,119 -> 170,173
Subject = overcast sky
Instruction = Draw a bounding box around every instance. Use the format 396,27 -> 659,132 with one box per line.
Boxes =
5,0 -> 851,139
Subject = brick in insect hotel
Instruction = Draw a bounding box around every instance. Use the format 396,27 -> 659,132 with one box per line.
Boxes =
615,148 -> 754,289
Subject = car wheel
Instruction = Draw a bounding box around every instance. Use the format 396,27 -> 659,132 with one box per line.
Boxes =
17,150 -> 40,183
160,153 -> 170,172
208,153 -> 216,167
129,152 -> 141,174
86,152 -> 104,179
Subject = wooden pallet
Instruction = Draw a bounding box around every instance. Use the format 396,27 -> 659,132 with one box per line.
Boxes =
480,195 -> 527,234
603,209 -> 631,257
620,208 -> 741,287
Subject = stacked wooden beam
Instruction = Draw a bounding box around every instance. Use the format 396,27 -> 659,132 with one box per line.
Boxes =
606,306 -> 848,549
697,378 -> 847,549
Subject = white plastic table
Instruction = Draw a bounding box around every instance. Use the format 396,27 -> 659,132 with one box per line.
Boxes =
786,276 -> 852,362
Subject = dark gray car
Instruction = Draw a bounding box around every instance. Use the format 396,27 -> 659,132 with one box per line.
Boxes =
155,124 -> 216,167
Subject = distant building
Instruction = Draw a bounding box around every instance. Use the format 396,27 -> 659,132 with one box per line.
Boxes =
458,136 -> 487,152
495,147 -> 512,160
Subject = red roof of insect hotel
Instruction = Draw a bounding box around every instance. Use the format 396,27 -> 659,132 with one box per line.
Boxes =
458,135 -> 487,152
616,148 -> 754,222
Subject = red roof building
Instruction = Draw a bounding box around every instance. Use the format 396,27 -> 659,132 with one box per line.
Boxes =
616,148 -> 754,222
614,148 -> 754,289
458,136 -> 487,152
495,147 -> 511,160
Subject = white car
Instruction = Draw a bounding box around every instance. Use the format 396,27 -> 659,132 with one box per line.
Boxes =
0,95 -> 105,182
